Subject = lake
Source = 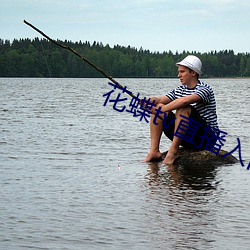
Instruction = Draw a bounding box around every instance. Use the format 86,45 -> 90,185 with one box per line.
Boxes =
1,78 -> 250,249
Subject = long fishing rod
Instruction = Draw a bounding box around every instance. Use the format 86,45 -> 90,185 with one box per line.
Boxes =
23,20 -> 136,98
23,20 -> 164,121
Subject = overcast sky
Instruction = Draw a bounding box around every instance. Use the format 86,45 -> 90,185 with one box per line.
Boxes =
1,0 -> 250,53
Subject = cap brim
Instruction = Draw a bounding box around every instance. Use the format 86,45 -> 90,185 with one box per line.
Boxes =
176,62 -> 202,75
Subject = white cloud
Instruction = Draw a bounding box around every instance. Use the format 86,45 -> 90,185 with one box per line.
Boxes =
206,0 -> 237,4
134,0 -> 168,5
79,3 -> 89,10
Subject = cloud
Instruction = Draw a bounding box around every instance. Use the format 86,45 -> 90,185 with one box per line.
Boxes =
198,0 -> 250,10
134,0 -> 168,5
79,3 -> 89,10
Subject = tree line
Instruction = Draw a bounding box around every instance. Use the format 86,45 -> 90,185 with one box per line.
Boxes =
0,38 -> 250,78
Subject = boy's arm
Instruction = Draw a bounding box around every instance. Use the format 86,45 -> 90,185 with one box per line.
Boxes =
160,94 -> 201,113
147,95 -> 172,105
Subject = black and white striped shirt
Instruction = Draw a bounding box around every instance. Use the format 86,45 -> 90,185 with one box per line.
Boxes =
166,80 -> 219,130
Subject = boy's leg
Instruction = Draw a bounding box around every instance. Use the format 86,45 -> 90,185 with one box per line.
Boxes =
163,106 -> 191,164
144,112 -> 164,162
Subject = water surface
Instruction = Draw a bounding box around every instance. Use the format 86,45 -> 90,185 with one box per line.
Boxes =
1,78 -> 250,249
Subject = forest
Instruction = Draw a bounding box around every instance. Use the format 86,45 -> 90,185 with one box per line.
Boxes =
0,38 -> 250,78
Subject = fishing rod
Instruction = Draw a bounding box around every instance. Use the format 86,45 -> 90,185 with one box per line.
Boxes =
23,20 -> 164,121
23,20 -> 136,99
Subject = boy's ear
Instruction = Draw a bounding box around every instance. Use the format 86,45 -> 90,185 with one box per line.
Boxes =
191,70 -> 198,77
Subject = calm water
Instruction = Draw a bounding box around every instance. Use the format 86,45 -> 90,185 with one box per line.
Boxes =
1,78 -> 250,250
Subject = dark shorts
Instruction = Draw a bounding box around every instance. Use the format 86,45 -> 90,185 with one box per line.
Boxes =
163,106 -> 213,150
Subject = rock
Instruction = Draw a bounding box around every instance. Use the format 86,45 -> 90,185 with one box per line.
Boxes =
161,148 -> 238,166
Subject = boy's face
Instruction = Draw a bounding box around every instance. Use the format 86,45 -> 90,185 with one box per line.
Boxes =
177,65 -> 197,85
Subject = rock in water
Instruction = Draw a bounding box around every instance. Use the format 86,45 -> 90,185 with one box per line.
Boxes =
161,148 -> 238,166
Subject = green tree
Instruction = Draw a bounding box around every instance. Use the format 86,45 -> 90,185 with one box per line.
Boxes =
244,56 -> 250,76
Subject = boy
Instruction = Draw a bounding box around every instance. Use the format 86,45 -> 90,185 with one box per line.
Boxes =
144,55 -> 219,164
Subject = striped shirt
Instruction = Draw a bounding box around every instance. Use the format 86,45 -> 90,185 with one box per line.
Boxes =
166,80 -> 219,130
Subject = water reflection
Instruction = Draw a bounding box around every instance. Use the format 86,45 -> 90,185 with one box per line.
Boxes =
144,162 -> 221,249
147,161 -> 220,191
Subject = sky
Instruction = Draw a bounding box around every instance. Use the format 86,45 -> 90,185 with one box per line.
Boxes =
1,0 -> 250,53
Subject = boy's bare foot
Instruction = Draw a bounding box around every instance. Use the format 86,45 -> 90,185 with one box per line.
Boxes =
163,150 -> 179,165
144,151 -> 162,162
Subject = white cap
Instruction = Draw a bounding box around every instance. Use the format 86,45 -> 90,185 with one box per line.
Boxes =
176,55 -> 202,75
